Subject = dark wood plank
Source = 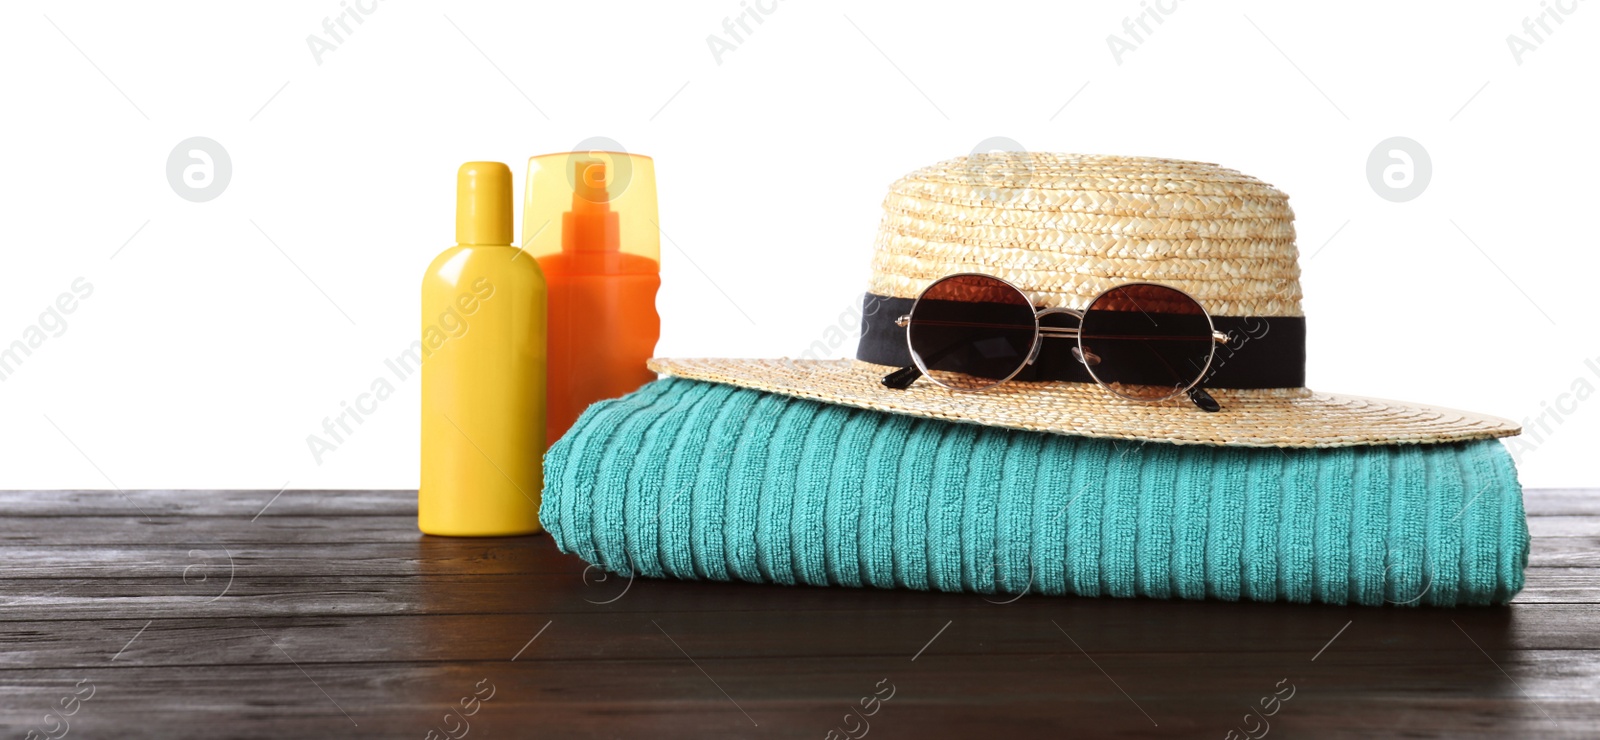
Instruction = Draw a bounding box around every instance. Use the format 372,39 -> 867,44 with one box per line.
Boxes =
1522,488 -> 1600,517
1506,568 -> 1600,604
2,601 -> 1598,671
0,489 -> 413,518
0,539 -> 573,580
0,516 -> 424,545
0,488 -> 1593,739
1,653 -> 1596,739
0,513 -> 1588,575
0,539 -> 1593,580
1529,516 -> 1600,537
1534,537 -> 1600,568
0,532 -> 1595,624
2,567 -> 1597,627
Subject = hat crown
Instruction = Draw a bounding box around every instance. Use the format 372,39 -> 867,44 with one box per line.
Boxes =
868,152 -> 1303,317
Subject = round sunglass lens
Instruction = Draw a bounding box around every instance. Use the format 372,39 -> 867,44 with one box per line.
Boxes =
907,275 -> 1037,391
1078,284 -> 1215,401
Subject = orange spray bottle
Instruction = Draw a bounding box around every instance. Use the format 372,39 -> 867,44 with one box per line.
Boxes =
523,152 -> 660,446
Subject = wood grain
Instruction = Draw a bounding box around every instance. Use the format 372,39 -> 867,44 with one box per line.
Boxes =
0,489 -> 1595,739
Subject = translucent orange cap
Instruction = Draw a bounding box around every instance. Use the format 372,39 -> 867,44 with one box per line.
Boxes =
522,151 -> 659,267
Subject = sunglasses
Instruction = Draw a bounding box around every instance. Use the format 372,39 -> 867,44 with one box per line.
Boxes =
880,274 -> 1231,412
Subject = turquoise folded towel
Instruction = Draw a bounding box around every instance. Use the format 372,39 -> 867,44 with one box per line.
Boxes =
541,378 -> 1529,606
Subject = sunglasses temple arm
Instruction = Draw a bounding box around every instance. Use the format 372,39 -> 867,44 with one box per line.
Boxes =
1187,386 -> 1221,413
884,333 -> 973,390
1187,331 -> 1229,411
1147,348 -> 1221,412
1189,334 -> 1227,411
881,364 -> 923,390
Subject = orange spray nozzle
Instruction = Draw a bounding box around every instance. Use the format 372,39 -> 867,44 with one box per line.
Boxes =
575,160 -> 609,204
564,159 -> 620,252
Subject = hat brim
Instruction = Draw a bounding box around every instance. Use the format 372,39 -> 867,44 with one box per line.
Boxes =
647,358 -> 1520,448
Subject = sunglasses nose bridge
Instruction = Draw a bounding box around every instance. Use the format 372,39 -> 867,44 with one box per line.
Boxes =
1034,306 -> 1083,321
1028,307 -> 1082,366
1034,307 -> 1082,346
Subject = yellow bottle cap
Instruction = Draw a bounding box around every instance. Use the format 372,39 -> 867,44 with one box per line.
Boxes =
456,161 -> 514,246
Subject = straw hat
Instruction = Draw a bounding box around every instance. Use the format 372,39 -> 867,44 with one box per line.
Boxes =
650,153 -> 1520,447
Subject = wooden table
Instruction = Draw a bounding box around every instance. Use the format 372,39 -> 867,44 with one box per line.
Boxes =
1,489 -> 1595,738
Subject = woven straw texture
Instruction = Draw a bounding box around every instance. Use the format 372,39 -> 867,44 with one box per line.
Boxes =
649,358 -> 1518,448
542,378 -> 1529,605
650,152 -> 1521,447
869,153 -> 1302,317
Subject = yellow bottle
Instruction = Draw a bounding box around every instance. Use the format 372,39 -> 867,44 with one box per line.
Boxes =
419,162 -> 546,536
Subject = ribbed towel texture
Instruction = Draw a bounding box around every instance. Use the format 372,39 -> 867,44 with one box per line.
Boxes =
541,378 -> 1529,606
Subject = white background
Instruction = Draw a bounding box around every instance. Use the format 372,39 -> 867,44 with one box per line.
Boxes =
0,1 -> 1594,490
